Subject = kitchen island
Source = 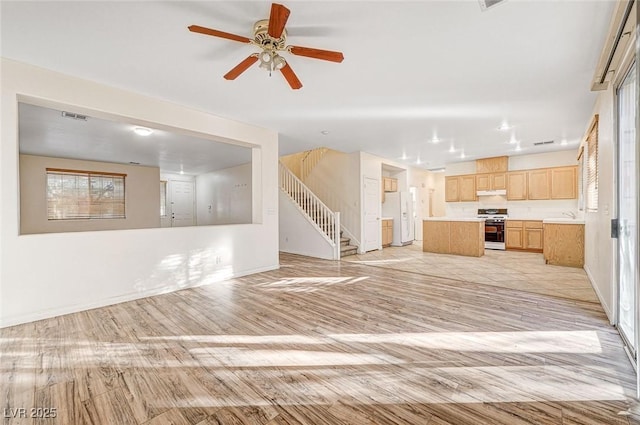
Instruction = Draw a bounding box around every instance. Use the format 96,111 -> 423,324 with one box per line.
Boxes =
423,218 -> 485,257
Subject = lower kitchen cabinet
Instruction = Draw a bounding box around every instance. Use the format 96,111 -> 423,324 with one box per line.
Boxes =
506,220 -> 543,252
423,220 -> 484,257
381,219 -> 393,247
543,223 -> 584,267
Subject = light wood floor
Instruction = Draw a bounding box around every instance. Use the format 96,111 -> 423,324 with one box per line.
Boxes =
344,243 -> 599,303
1,252 -> 638,424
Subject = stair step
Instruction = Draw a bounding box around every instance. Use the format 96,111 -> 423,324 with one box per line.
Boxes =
340,245 -> 358,258
340,237 -> 350,246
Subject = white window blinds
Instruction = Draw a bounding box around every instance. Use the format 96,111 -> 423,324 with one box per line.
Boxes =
586,116 -> 599,212
46,169 -> 126,220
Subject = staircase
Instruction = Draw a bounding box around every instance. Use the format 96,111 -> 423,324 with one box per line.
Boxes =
340,232 -> 358,257
280,162 -> 353,259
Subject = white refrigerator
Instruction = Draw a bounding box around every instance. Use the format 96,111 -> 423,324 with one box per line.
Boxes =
382,191 -> 414,246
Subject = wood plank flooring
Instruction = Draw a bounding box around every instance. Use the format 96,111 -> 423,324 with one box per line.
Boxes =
344,243 -> 599,303
1,252 -> 638,424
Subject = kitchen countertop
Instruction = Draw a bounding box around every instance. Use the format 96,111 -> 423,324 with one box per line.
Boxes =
423,217 -> 484,222
381,217 -> 394,220
542,218 -> 585,224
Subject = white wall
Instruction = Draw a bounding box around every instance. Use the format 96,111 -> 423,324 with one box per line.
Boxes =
408,168 -> 446,240
20,155 -> 161,234
196,163 -> 252,226
1,59 -> 279,327
279,192 -> 336,260
304,150 -> 361,246
584,86 -> 617,321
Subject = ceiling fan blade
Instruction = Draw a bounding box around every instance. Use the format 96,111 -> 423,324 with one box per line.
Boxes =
289,46 -> 344,63
268,3 -> 290,39
280,63 -> 302,90
188,25 -> 252,44
224,55 -> 259,80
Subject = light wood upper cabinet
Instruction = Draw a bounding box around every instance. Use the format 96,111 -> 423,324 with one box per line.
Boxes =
445,175 -> 476,202
476,172 -> 506,191
527,169 -> 551,200
476,174 -> 491,191
445,176 -> 460,202
447,164 -> 577,202
550,166 -> 577,199
459,175 -> 477,201
383,177 -> 398,192
507,172 -> 527,200
476,156 -> 508,173
492,173 -> 507,190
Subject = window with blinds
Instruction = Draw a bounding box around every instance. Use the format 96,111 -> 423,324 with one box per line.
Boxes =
46,168 -> 126,220
586,115 -> 599,212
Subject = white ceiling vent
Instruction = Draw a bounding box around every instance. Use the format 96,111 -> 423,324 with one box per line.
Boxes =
479,0 -> 507,12
61,111 -> 88,121
533,140 -> 555,146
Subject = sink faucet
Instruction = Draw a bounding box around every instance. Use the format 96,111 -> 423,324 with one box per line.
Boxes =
562,211 -> 577,219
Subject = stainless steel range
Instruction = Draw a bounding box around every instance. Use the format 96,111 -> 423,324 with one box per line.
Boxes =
477,208 -> 508,250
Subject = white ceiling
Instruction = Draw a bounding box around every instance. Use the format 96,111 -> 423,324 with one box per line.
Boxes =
18,103 -> 252,175
1,1 -> 614,170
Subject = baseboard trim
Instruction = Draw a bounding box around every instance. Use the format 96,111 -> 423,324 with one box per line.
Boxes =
584,264 -> 613,324
0,263 -> 280,328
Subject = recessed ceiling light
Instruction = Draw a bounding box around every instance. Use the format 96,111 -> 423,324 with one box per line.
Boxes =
561,139 -> 568,146
498,122 -> 511,131
431,136 -> 440,144
134,127 -> 153,136
320,130 -> 329,135
509,136 -> 518,144
401,153 -> 407,160
460,151 -> 466,159
448,145 -> 456,153
416,158 -> 422,165
429,167 -> 446,173
515,144 -> 522,152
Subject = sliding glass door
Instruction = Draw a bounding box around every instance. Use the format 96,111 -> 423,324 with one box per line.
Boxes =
616,62 -> 637,355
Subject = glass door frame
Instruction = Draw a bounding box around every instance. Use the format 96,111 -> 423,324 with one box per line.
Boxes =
615,59 -> 638,360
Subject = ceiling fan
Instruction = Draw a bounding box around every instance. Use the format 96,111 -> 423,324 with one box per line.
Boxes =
188,3 -> 344,90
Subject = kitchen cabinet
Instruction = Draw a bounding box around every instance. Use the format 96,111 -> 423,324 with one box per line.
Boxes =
527,169 -> 551,200
445,176 -> 459,202
383,177 -> 398,192
477,172 -> 507,191
543,223 -> 584,267
423,220 -> 451,253
507,172 -> 527,200
446,175 -> 476,202
448,165 -> 577,202
423,219 -> 484,257
550,166 -> 577,199
524,221 -> 543,251
381,219 -> 393,247
506,220 -> 543,252
476,156 -> 508,173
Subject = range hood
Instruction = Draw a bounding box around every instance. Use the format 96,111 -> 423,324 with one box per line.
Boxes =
477,189 -> 507,196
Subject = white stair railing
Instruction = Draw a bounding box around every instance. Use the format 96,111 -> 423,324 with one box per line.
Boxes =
279,161 -> 340,257
301,148 -> 328,181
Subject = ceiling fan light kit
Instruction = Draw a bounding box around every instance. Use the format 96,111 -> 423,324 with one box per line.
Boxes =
188,3 -> 344,89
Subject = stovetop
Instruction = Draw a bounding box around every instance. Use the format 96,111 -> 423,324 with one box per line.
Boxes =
477,208 -> 508,219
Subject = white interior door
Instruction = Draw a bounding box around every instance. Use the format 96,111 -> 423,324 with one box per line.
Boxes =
616,62 -> 637,356
170,180 -> 195,227
363,177 -> 380,252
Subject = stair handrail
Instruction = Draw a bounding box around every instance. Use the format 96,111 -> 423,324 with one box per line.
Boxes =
279,161 -> 340,255
301,147 -> 328,181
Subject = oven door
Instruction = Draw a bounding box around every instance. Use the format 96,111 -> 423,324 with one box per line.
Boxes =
485,220 -> 505,248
